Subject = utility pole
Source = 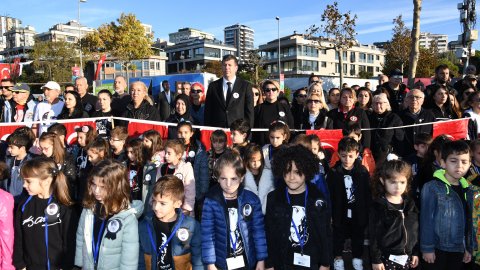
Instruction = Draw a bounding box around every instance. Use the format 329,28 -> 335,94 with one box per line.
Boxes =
457,0 -> 477,74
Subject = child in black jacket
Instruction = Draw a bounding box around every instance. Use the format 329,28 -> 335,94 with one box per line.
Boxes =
369,160 -> 419,270
327,137 -> 371,270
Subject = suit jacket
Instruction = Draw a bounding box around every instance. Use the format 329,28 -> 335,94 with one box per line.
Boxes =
204,77 -> 254,128
156,91 -> 175,121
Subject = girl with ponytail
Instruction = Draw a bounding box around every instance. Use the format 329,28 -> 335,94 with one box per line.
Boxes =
13,157 -> 77,270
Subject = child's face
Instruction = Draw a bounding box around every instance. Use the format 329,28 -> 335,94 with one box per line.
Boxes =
39,141 -> 53,158
177,126 -> 193,144
339,150 -> 359,170
77,132 -> 87,147
211,140 -> 226,154
269,130 -> 286,148
441,153 -> 471,181
382,173 -> 407,198
165,147 -> 182,164
473,146 -> 480,164
23,176 -> 50,197
347,132 -> 361,142
248,152 -> 263,172
311,141 -> 320,155
152,194 -> 182,221
87,149 -> 101,165
7,145 -> 23,157
218,164 -> 243,198
231,130 -> 247,145
284,161 -> 306,194
126,147 -> 135,162
109,136 -> 125,152
142,137 -> 153,149
90,176 -> 107,203
413,143 -> 429,157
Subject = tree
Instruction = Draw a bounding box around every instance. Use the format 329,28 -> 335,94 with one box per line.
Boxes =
30,40 -> 79,82
81,13 -> 152,79
407,0 -> 422,88
238,49 -> 268,85
383,15 -> 412,75
415,47 -> 437,77
308,2 -> 357,87
202,61 -> 223,78
358,70 -> 373,79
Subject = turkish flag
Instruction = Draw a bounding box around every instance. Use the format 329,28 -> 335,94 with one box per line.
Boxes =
305,129 -> 343,152
64,121 -> 97,145
0,125 -> 24,141
94,54 -> 106,81
433,119 -> 469,140
127,121 -> 168,140
200,129 -> 232,151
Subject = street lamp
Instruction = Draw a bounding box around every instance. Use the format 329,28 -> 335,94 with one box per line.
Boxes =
276,16 -> 281,82
78,0 -> 87,76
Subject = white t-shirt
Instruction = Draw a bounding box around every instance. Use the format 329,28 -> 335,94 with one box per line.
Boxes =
33,101 -> 64,134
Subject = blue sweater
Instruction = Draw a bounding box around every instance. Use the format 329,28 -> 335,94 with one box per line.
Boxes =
201,185 -> 267,269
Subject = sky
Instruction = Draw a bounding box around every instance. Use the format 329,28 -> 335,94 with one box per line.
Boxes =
2,0 -> 476,49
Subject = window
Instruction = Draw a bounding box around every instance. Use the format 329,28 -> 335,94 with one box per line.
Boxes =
367,54 -> 374,63
376,55 -> 380,61
194,47 -> 204,57
359,53 -> 366,63
376,67 -> 380,72
150,61 -> 155,70
321,61 -> 327,68
320,49 -> 327,54
143,61 -> 149,70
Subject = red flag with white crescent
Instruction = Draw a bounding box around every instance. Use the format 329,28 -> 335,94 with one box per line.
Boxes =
94,54 -> 106,81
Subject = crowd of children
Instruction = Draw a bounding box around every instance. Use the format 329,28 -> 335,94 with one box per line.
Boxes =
0,117 -> 479,270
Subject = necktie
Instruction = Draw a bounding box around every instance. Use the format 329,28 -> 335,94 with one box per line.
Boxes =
226,82 -> 232,104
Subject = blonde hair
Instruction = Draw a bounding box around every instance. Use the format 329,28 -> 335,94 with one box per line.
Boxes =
307,92 -> 328,111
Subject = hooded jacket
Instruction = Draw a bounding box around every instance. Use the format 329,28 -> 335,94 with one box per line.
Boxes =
201,185 -> 267,269
420,169 -> 474,253
369,196 -> 419,264
74,200 -> 144,270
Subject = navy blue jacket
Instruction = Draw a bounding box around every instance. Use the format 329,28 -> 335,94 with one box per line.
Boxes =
201,185 -> 267,269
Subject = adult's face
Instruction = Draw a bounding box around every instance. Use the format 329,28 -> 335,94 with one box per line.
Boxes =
340,91 -> 355,109
406,91 -> 424,113
98,92 -> 112,112
263,83 -> 278,103
389,75 -> 402,87
75,78 -> 88,97
183,84 -> 191,96
175,99 -> 187,115
379,75 -> 388,85
436,68 -> 449,84
130,83 -> 147,106
433,87 -> 448,106
162,82 -> 170,91
12,91 -> 29,105
295,90 -> 307,105
329,89 -> 340,105
357,91 -> 370,108
191,86 -> 203,102
373,98 -> 389,114
0,81 -> 14,100
307,96 -> 322,114
222,59 -> 238,80
64,93 -> 76,110
43,88 -> 59,104
114,77 -> 127,94
252,87 -> 260,104
309,76 -> 321,84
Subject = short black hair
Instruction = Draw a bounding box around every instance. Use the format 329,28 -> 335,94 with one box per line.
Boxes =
97,89 -> 113,98
342,123 -> 362,137
308,73 -> 320,84
338,137 -> 360,153
230,119 -> 251,137
414,133 -> 433,145
272,145 -> 319,182
7,133 -> 31,149
177,121 -> 193,132
441,140 -> 470,161
211,129 -> 227,143
435,64 -> 449,74
1,78 -> 15,84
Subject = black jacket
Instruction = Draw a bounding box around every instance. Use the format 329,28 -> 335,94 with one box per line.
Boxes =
368,111 -> 404,162
301,108 -> 332,130
253,100 -> 294,145
264,182 -> 332,268
122,99 -> 161,122
291,102 -> 307,129
369,196 -> 419,264
382,82 -> 409,113
204,77 -> 254,128
327,107 -> 371,148
398,108 -> 436,158
327,160 -> 371,228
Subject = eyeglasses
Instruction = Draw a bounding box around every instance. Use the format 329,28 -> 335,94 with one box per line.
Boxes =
191,90 -> 202,94
408,96 -> 424,100
307,99 -> 321,104
263,88 -> 277,93
0,86 -> 12,90
297,94 -> 307,98
311,80 -> 320,84
253,92 -> 260,96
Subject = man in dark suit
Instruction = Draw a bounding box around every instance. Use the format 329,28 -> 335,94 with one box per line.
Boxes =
156,80 -> 175,121
204,55 -> 254,128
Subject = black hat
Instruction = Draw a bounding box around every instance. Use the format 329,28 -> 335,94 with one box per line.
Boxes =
389,69 -> 403,77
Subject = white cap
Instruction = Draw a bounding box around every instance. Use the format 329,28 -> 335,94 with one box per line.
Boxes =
41,81 -> 61,91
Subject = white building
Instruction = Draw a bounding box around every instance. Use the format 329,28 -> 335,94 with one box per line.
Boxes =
419,32 -> 448,53
224,24 -> 254,65
259,33 -> 385,78
0,16 -> 22,59
1,25 -> 36,61
169,28 -> 215,44
35,20 -> 95,43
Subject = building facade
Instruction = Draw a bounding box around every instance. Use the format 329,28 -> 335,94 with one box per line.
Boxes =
165,38 -> 236,74
169,28 -> 215,44
258,33 -> 385,78
0,16 -> 22,58
1,25 -> 36,61
35,20 -> 95,43
98,53 -> 168,80
419,32 -> 448,53
224,24 -> 254,64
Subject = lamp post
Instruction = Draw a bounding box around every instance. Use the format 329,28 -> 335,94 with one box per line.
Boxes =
276,16 -> 281,81
78,0 -> 87,76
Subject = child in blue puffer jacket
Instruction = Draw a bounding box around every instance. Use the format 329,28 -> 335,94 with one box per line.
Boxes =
201,151 -> 267,270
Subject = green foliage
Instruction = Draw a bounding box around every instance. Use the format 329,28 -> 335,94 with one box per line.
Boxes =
415,47 -> 437,77
201,61 -> 223,78
30,40 -> 79,82
437,58 -> 459,76
358,70 -> 373,79
238,50 -> 268,86
383,15 -> 411,75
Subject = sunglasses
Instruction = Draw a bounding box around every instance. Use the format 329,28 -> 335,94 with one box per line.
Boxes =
0,86 -> 12,90
307,99 -> 321,104
253,92 -> 260,96
297,94 -> 307,98
191,90 -> 202,94
263,87 -> 277,93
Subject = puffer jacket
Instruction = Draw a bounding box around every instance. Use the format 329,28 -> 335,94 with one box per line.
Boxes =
369,196 -> 419,264
0,189 -> 14,270
74,200 -> 144,270
201,185 -> 267,269
138,209 -> 203,270
243,168 -> 275,214
122,100 -> 161,122
420,169 -> 474,253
